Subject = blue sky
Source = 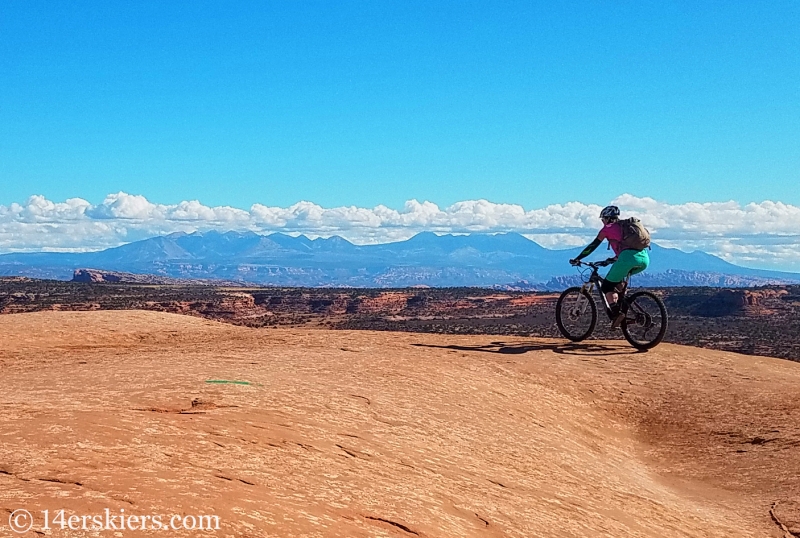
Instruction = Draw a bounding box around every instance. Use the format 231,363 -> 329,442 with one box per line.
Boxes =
1,1 -> 798,210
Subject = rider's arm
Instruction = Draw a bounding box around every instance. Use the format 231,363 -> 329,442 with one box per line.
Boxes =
574,236 -> 603,261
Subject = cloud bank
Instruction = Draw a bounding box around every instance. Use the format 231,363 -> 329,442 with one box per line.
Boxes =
1,193 -> 799,271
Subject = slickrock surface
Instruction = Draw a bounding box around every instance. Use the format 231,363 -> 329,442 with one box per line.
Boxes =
0,311 -> 798,537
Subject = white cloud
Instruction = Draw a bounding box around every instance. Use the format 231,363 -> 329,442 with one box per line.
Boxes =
1,192 -> 799,271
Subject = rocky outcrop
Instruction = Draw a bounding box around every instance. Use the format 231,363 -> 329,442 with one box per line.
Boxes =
72,269 -> 245,286
199,293 -> 260,318
135,294 -> 268,321
351,292 -> 410,314
691,289 -> 789,317
73,269 -> 108,283
494,280 -> 540,291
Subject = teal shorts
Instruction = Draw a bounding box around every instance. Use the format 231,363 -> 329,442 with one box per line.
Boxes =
606,248 -> 649,283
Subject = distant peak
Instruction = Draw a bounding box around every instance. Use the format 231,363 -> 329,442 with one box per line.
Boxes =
314,235 -> 353,245
410,231 -> 440,239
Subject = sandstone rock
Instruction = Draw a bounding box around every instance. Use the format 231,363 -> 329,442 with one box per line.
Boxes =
690,288 -> 790,317
1,311 -> 798,537
72,269 -> 122,283
772,500 -> 800,536
72,268 -> 244,286
355,292 -> 410,313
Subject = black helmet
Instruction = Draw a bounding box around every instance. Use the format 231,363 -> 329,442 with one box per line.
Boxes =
600,205 -> 620,219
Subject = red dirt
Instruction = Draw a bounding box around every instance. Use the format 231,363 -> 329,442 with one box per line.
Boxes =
508,294 -> 559,306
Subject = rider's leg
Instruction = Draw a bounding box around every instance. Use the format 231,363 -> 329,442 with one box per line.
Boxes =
627,250 -> 650,278
600,278 -> 626,328
600,278 -> 620,309
605,249 -> 650,293
606,291 -> 618,307
603,253 -> 632,309
622,251 -> 649,310
604,249 -> 650,326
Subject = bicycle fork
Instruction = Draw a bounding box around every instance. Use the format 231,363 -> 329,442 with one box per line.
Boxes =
572,283 -> 594,316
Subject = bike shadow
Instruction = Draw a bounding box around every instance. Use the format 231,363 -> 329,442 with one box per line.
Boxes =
411,340 -> 644,357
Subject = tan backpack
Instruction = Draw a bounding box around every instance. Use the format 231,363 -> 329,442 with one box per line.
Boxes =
619,218 -> 651,250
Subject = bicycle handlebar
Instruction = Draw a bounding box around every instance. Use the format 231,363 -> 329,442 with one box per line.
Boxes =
571,258 -> 616,269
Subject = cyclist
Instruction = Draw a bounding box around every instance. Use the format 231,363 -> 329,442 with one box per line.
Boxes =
569,205 -> 650,327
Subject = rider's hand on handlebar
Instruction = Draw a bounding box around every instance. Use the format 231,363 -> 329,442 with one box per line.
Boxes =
569,258 -> 581,266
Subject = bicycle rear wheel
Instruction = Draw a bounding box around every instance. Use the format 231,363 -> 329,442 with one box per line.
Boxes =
555,287 -> 597,342
621,291 -> 668,350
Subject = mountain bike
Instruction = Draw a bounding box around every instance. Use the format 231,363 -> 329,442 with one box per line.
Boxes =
555,259 -> 668,350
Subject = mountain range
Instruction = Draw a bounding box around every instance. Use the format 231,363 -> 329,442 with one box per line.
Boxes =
1,231 -> 798,289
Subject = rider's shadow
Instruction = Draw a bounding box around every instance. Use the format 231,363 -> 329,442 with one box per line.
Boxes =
411,341 -> 644,356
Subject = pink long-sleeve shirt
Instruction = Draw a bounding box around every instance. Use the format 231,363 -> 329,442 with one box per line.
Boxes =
597,222 -> 624,256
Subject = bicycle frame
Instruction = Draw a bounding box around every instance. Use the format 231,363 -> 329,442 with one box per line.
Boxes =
578,263 -> 629,318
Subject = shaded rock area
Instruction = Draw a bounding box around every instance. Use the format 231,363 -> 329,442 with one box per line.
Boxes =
1,279 -> 800,362
690,289 -> 790,317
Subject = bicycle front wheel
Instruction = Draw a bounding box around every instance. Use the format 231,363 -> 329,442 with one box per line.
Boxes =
621,291 -> 668,350
555,287 -> 597,342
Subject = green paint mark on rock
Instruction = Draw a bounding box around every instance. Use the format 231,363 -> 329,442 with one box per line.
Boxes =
205,379 -> 253,386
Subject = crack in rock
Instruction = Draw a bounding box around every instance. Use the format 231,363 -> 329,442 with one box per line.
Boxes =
749,436 -> 777,445
365,516 -> 420,535
349,394 -> 371,405
336,444 -> 359,458
771,502 -> 800,538
475,513 -> 490,527
39,477 -> 83,487
0,470 -> 30,482
214,473 -> 255,486
132,400 -> 239,415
